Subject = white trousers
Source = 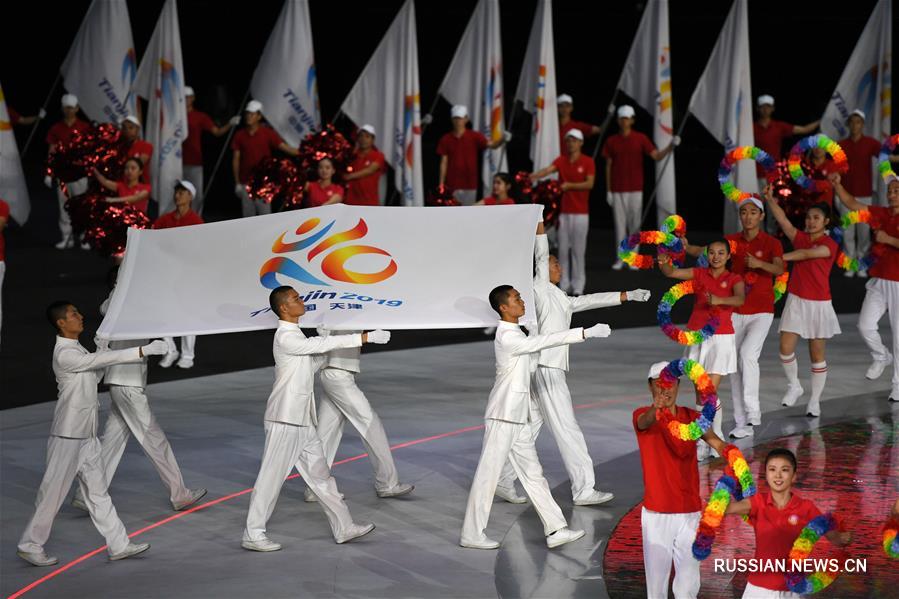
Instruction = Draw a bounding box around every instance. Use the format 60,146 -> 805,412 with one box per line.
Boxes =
835,195 -> 871,260
164,336 -> 196,361
238,185 -> 272,218
244,421 -> 354,542
0,260 -> 5,350
558,213 -> 590,294
858,277 -> 899,393
315,368 -> 399,492
730,312 -> 774,427
742,582 -> 801,598
74,385 -> 192,505
19,436 -> 130,555
57,187 -> 72,240
641,507 -> 701,599
461,419 -> 567,544
610,190 -> 643,251
452,189 -> 477,206
183,165 -> 205,216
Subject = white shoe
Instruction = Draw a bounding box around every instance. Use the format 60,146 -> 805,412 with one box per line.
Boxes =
159,351 -> 179,368
748,415 -> 762,427
176,357 -> 194,369
54,236 -> 73,250
628,264 -> 639,271
866,358 -> 891,380
729,425 -> 754,439
241,536 -> 282,552
843,269 -> 855,278
460,536 -> 500,550
71,496 -> 89,512
109,542 -> 150,561
172,488 -> 206,511
611,260 -> 625,271
781,385 -> 804,407
696,441 -> 711,462
483,326 -> 497,336
858,269 -> 868,279
573,490 -> 614,506
806,398 -> 821,418
79,241 -> 91,251
546,527 -> 585,549
495,486 -> 528,504
335,522 -> 375,544
890,394 -> 899,403
304,488 -> 345,502
17,550 -> 58,567
376,483 -> 414,498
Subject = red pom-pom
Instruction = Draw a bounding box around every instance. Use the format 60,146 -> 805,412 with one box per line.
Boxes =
426,185 -> 460,206
297,124 -> 354,181
247,157 -> 305,210
64,191 -> 149,257
515,171 -> 561,227
47,123 -> 127,183
770,159 -> 821,239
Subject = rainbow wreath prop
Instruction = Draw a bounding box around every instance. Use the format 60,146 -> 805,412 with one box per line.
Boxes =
883,517 -> 899,559
656,359 -> 718,442
787,135 -> 848,190
829,209 -> 878,273
773,272 -> 789,303
878,134 -> 899,183
719,146 -> 776,202
618,231 -> 684,269
785,513 -> 840,594
657,281 -> 720,345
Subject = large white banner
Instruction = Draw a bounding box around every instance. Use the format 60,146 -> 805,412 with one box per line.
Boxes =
250,0 -> 320,147
60,0 -> 137,123
0,82 -> 30,224
340,0 -> 423,206
132,0 -> 187,214
98,205 -> 542,339
437,0 -> 507,190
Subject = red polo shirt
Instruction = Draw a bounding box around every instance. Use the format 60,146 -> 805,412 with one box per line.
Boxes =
46,119 -> 90,149
437,129 -> 487,192
787,231 -> 838,301
810,158 -> 838,206
747,492 -> 822,591
552,153 -> 595,214
306,182 -> 344,207
153,209 -> 204,229
183,110 -> 215,166
726,231 -> 784,315
482,196 -> 514,205
753,119 -> 793,176
559,119 -> 594,147
602,131 -> 655,192
839,135 -> 881,198
231,126 -> 284,184
345,148 -> 386,206
688,267 -> 742,334
126,140 -> 154,185
868,206 -> 899,282
115,181 -> 151,214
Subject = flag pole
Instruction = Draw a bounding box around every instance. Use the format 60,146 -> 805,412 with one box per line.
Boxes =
638,111 -> 688,226
204,87 -> 251,198
21,73 -> 62,159
493,100 -> 519,171
590,91 -> 620,161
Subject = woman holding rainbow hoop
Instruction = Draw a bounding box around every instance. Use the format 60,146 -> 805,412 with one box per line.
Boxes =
658,241 -> 745,460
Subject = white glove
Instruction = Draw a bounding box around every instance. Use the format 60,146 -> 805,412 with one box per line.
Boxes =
38,108 -> 47,119
626,289 -> 651,302
366,329 -> 391,344
502,130 -> 512,142
234,183 -> 245,195
672,135 -> 681,147
142,340 -> 169,356
44,175 -> 54,188
421,113 -> 434,126
583,323 -> 611,339
608,103 -> 617,114
229,115 -> 241,126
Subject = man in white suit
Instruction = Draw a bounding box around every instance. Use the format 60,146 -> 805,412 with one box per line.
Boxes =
460,284 -> 612,550
242,286 -> 391,552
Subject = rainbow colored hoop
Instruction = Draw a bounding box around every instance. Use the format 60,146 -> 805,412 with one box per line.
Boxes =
719,146 -> 776,202
658,281 -> 720,345
830,209 -> 877,273
618,231 -> 684,269
773,272 -> 789,303
878,134 -> 899,183
884,517 -> 899,559
785,513 -> 840,594
787,135 -> 848,190
657,359 -> 718,442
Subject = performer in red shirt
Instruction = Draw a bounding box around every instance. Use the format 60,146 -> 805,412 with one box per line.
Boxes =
766,188 -> 840,417
634,361 -> 726,599
304,159 -> 344,208
602,105 -> 675,270
344,124 -> 385,206
93,157 -> 152,215
531,130 -> 596,295
45,94 -> 90,249
231,100 -> 299,218
833,173 -> 899,403
0,197 -> 7,349
475,173 -> 515,205
120,116 -> 153,186
182,86 -> 239,215
556,94 -> 600,149
437,105 -> 506,205
753,94 -> 819,186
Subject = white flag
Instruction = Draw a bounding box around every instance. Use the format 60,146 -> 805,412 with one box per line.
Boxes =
250,0 -> 320,147
514,0 -> 560,171
131,0 -> 187,215
0,82 -> 30,224
437,0 -> 506,190
341,0 -> 423,206
618,0 -> 676,225
687,0 -> 755,233
60,0 -> 137,123
821,0 -> 891,141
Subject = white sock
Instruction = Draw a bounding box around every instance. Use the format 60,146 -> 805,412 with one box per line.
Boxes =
810,361 -> 827,405
780,353 -> 800,388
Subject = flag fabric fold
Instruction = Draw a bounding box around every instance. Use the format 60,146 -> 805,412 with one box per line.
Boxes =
0,82 -> 30,224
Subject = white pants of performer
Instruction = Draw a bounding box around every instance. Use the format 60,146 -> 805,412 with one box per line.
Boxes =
531,366 -> 597,501
858,277 -> 899,395
244,421 -> 354,542
315,368 -> 400,492
57,187 -> 72,243
237,185 -> 272,218
183,165 -> 205,216
164,336 -> 196,361
74,385 -> 193,506
558,213 -> 590,295
835,195 -> 871,262
730,313 -> 774,428
741,582 -> 801,598
461,419 -> 566,544
610,190 -> 643,251
452,189 -> 477,206
19,436 -> 130,555
641,507 -> 701,599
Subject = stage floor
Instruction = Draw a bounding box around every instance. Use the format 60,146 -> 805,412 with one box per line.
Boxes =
2,314 -> 896,598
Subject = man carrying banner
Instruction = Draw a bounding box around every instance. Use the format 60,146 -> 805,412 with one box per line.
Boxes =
437,105 -> 507,205
343,125 -> 386,206
557,94 -> 600,149
45,94 -> 90,250
183,87 -> 239,215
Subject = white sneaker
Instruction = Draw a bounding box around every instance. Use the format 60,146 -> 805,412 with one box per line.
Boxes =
806,398 -> 821,418
303,488 -> 344,502
858,269 -> 868,279
611,260 -> 625,271
54,236 -> 73,250
748,414 -> 762,427
843,270 -> 855,278
159,351 -> 179,368
17,550 -> 58,567
729,425 -> 754,439
546,527 -> 585,549
109,542 -> 150,561
241,536 -> 282,552
376,483 -> 414,498
495,486 -> 528,504
460,536 -> 501,550
781,385 -> 804,407
176,357 -> 194,369
573,490 -> 614,506
890,394 -> 899,403
866,358 -> 891,380
335,522 -> 375,544
71,496 -> 89,512
79,241 -> 91,251
172,488 -> 207,511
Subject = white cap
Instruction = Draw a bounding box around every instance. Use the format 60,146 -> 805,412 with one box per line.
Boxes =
565,129 -> 584,141
617,105 -> 635,119
849,109 -> 866,121
360,124 -> 376,136
648,361 -> 670,380
451,105 -> 468,119
738,196 -> 765,212
175,180 -> 196,197
122,115 -> 141,128
61,94 -> 78,108
757,94 -> 775,106
184,86 -> 195,97
557,94 -> 573,105
245,100 -> 263,113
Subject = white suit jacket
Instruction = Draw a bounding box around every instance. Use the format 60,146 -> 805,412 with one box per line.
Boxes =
484,321 -> 585,424
98,294 -> 149,387
264,321 -> 363,426
316,328 -> 362,373
51,337 -> 143,438
534,234 -> 620,370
